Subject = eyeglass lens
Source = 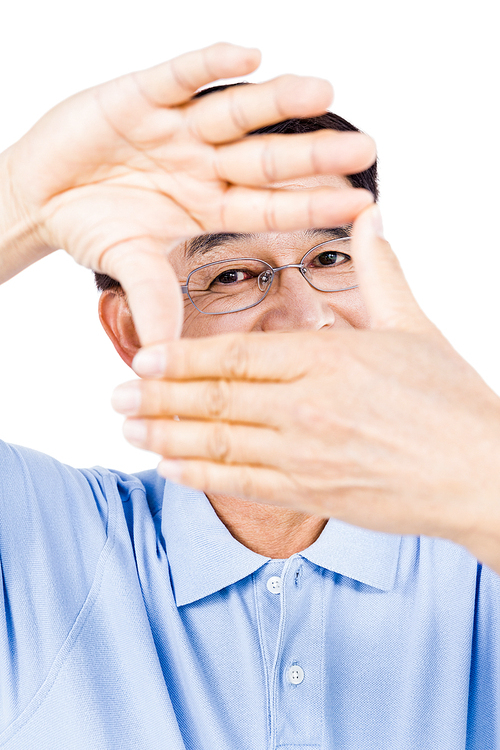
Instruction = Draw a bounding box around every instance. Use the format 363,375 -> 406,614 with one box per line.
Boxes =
186,238 -> 356,314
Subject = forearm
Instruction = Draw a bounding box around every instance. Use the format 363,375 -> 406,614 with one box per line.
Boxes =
0,147 -> 53,285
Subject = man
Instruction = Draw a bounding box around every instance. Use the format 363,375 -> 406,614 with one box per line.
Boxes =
1,42 -> 499,749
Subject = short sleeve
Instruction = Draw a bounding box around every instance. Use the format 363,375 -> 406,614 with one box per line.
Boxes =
0,441 -> 114,728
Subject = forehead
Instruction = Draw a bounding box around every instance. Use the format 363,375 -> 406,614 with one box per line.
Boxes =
184,226 -> 350,260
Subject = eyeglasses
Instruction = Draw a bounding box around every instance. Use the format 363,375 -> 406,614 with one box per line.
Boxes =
180,236 -> 357,315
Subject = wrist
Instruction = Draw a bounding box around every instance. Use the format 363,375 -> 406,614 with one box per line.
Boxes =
454,489 -> 500,572
448,405 -> 500,574
0,146 -> 53,284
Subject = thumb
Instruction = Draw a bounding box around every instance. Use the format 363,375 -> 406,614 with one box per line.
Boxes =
351,204 -> 431,332
102,238 -> 183,345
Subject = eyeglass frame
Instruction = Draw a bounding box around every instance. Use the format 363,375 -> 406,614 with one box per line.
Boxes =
179,236 -> 358,315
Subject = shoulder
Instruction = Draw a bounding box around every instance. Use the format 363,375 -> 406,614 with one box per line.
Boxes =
0,440 -> 165,545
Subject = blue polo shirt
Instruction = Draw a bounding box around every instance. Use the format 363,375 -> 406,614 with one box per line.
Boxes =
0,440 -> 499,749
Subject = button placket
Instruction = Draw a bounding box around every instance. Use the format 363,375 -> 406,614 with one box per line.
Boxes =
271,556 -> 323,748
253,561 -> 286,698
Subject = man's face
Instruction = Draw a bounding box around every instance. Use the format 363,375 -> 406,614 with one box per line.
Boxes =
168,175 -> 369,339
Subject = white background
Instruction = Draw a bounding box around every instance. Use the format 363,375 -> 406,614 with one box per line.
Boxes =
0,0 -> 498,473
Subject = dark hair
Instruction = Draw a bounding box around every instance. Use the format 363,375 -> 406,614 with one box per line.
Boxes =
95,83 -> 378,292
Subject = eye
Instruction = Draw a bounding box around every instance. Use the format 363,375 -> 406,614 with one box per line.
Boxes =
311,250 -> 350,267
211,268 -> 253,286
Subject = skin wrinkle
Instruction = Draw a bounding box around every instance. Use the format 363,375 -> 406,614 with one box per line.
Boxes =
228,86 -> 252,134
271,76 -> 290,121
261,140 -> 277,183
263,191 -> 277,233
306,189 -> 315,228
310,137 -> 322,176
131,70 -> 164,111
50,150 -> 170,197
217,181 -> 234,235
221,341 -> 252,381
205,379 -> 231,419
169,55 -> 200,98
200,46 -> 224,93
93,85 -> 137,154
185,53 -> 254,143
92,84 -> 183,193
211,146 -> 230,187
183,226 -> 351,260
208,422 -> 233,463
81,165 -> 206,243
172,59 -> 195,95
3,147 -> 46,246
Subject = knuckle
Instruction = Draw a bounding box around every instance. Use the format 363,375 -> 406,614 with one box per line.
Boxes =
277,73 -> 300,92
310,135 -> 326,175
191,462 -> 210,491
163,383 -> 179,415
229,88 -> 251,132
175,459 -> 209,492
222,337 -> 250,379
263,192 -> 277,231
200,46 -> 217,80
261,141 -> 277,183
151,381 -> 170,414
166,341 -> 188,378
157,424 -> 176,456
206,422 -> 232,462
205,379 -> 230,418
142,381 -> 171,417
293,400 -> 322,427
237,466 -> 257,499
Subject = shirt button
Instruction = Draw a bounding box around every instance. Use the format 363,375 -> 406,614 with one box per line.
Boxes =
266,576 -> 282,594
287,665 -> 305,685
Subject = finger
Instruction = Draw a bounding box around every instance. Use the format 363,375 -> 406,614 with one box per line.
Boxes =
123,417 -> 280,465
112,378 -> 285,427
213,184 -> 373,233
188,74 -> 333,144
351,204 -> 434,332
134,43 -> 261,107
101,239 -> 183,345
157,458 -> 395,521
215,130 -> 377,186
133,330 -> 312,380
157,457 -> 291,507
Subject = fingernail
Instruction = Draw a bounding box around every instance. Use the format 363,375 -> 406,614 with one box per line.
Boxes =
157,459 -> 183,483
133,345 -> 167,377
122,419 -> 147,447
371,204 -> 385,238
111,382 -> 142,414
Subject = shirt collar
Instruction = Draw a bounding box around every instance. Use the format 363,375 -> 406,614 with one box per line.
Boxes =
161,482 -> 402,606
302,518 -> 402,591
161,482 -> 269,607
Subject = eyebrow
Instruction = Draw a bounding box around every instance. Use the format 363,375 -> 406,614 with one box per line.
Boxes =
184,226 -> 352,259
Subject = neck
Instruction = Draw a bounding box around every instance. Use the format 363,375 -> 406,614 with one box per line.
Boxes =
206,493 -> 327,559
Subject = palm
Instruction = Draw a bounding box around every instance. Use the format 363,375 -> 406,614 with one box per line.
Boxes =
7,43 -> 376,344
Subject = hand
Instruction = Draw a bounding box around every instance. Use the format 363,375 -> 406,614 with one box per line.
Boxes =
114,204 -> 500,569
0,42 -> 375,344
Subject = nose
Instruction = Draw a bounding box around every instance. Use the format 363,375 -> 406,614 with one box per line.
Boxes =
254,267 -> 337,332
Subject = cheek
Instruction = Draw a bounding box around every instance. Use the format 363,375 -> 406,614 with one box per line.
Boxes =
182,303 -> 259,338
330,290 -> 370,330
181,303 -> 216,338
